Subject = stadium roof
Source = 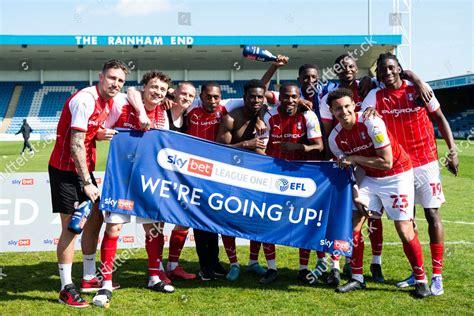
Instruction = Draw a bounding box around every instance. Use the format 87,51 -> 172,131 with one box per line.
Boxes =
427,74 -> 474,90
0,34 -> 401,71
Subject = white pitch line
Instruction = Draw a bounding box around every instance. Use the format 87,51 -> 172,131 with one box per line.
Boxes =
382,241 -> 474,246
381,218 -> 474,225
441,220 -> 474,225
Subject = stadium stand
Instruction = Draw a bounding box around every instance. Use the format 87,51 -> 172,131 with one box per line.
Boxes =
2,81 -> 253,136
436,109 -> 474,138
0,82 -> 16,121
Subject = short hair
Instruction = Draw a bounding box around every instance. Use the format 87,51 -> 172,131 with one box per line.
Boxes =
334,54 -> 356,66
376,52 -> 404,76
326,88 -> 354,108
102,59 -> 129,75
201,81 -> 221,93
279,82 -> 299,94
244,79 -> 266,94
298,64 -> 319,77
177,81 -> 196,90
140,70 -> 172,86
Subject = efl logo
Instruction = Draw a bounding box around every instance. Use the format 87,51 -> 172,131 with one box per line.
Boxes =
21,179 -> 34,185
187,158 -> 213,177
122,236 -> 134,243
18,239 -> 31,246
334,240 -> 351,252
118,199 -> 134,211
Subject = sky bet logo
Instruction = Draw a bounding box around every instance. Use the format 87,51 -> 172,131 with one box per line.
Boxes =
11,178 -> 34,185
8,239 -> 31,246
275,178 -> 307,192
167,154 -> 214,177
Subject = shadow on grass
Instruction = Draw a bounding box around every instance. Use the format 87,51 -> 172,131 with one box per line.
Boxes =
0,257 -> 414,304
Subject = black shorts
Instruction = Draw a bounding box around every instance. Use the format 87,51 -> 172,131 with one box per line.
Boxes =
48,165 -> 97,214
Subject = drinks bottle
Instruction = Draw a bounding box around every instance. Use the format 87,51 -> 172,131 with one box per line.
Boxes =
242,45 -> 277,62
67,200 -> 93,234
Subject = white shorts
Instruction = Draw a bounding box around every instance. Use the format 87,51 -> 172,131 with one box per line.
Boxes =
104,211 -> 158,224
413,160 -> 445,208
358,169 -> 415,221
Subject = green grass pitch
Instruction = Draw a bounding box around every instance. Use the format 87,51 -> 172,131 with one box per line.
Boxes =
0,139 -> 473,314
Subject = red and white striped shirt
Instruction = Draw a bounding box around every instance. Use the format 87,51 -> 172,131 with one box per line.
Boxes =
319,80 -> 363,126
361,80 -> 440,167
263,106 -> 322,160
186,98 -> 243,141
329,113 -> 412,177
105,94 -> 168,130
49,86 -> 120,172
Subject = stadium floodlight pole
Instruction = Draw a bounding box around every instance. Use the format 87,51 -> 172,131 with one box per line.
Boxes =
368,0 -> 372,35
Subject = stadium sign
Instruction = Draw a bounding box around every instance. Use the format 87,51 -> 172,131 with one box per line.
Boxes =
0,35 -> 402,46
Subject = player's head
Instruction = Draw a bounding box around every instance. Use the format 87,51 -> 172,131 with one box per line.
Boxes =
334,54 -> 358,84
376,52 -> 403,87
297,64 -> 319,92
175,81 -> 197,110
200,81 -> 221,113
140,71 -> 172,109
243,79 -> 266,113
279,82 -> 300,116
327,88 -> 356,126
98,59 -> 129,100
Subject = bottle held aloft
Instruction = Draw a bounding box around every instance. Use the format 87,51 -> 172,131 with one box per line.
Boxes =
242,46 -> 277,62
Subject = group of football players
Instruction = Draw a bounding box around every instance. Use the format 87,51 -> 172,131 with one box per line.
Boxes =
48,50 -> 458,307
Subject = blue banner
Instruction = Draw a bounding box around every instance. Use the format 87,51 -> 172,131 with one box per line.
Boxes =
100,129 -> 353,256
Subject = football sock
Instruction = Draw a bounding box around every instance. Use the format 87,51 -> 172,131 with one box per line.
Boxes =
403,236 -> 426,282
330,257 -> 340,271
351,231 -> 364,276
145,233 -> 162,277
168,229 -> 188,268
100,234 -> 118,282
430,243 -> 444,275
82,253 -> 97,281
249,240 -> 261,261
222,235 -> 238,264
372,255 -> 382,265
299,248 -> 310,269
58,263 -> 72,290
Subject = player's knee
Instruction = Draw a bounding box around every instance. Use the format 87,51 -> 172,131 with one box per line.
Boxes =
424,208 -> 441,224
395,220 -> 415,243
106,223 -> 122,236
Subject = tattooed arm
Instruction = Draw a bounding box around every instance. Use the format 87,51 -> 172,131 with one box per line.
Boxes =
70,130 -> 99,201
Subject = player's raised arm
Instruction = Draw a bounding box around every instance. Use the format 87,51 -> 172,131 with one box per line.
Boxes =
260,55 -> 289,103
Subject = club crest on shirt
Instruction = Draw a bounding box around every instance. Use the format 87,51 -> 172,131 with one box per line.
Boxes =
297,122 -> 302,130
360,132 -> 367,140
407,93 -> 415,101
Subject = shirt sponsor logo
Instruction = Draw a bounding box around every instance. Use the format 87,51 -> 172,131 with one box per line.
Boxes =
344,142 -> 373,155
381,107 -> 421,117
